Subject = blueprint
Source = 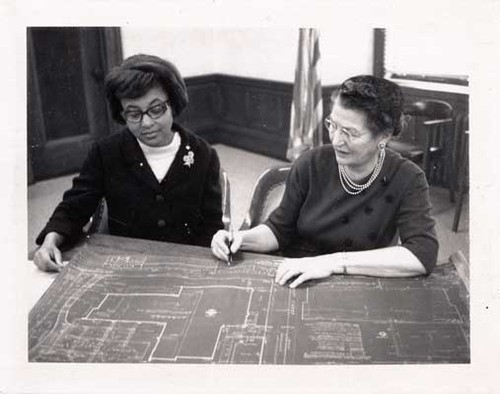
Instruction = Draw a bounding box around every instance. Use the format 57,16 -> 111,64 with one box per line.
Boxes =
29,237 -> 469,364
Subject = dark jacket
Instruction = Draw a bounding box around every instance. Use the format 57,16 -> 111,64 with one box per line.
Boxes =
36,123 -> 223,247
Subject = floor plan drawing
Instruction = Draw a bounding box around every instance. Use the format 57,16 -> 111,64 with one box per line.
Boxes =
29,236 -> 469,364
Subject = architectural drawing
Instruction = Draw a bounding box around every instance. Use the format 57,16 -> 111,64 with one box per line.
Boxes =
29,242 -> 469,364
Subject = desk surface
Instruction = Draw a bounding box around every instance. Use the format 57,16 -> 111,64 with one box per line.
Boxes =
29,234 -> 469,364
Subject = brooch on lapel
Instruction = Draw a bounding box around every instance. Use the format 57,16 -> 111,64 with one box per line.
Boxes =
183,145 -> 194,168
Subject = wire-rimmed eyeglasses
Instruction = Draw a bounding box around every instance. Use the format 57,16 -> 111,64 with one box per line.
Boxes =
324,117 -> 364,142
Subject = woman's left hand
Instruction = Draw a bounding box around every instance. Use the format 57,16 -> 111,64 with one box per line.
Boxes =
275,257 -> 336,288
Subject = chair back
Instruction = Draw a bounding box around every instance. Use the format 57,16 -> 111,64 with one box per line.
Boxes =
87,168 -> 231,235
388,99 -> 454,185
404,99 -> 453,119
85,196 -> 109,235
452,114 -> 469,232
239,165 -> 291,230
398,99 -> 454,148
219,169 -> 231,231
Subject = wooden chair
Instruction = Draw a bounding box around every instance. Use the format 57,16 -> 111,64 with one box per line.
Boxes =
87,168 -> 232,234
452,127 -> 469,232
86,195 -> 109,234
388,99 -> 454,185
220,169 -> 231,231
239,165 -> 291,230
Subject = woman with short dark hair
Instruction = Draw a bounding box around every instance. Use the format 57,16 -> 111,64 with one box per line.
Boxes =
105,53 -> 189,122
211,75 -> 438,286
34,54 -> 223,271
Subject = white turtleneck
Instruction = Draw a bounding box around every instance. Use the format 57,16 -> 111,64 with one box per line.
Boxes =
137,132 -> 181,182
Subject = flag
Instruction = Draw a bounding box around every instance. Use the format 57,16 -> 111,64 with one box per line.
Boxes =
286,28 -> 323,161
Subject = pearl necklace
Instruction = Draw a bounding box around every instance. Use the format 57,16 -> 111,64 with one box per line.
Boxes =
338,148 -> 386,195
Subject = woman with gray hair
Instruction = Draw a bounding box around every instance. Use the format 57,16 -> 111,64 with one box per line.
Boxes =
34,54 -> 223,271
211,75 -> 438,286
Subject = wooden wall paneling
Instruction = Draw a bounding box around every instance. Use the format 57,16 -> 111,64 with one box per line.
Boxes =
218,123 -> 290,159
218,79 -> 249,125
217,75 -> 293,160
181,75 -> 341,160
180,75 -> 221,143
245,89 -> 286,130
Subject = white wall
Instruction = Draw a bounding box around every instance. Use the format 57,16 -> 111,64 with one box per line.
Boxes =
122,27 -> 217,77
210,28 -> 297,82
122,27 -> 373,85
320,27 -> 374,85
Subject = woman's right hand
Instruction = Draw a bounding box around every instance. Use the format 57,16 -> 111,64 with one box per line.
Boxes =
33,232 -> 65,272
211,230 -> 243,262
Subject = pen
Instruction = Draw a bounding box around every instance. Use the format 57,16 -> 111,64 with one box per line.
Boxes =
227,225 -> 233,266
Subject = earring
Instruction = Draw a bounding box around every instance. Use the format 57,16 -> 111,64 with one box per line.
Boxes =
379,142 -> 386,150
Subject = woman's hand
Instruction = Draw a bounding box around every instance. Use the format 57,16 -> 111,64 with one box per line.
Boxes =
33,232 -> 66,272
275,257 -> 337,288
211,230 -> 243,262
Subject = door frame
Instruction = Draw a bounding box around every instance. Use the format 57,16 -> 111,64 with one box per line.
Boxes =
27,27 -> 123,184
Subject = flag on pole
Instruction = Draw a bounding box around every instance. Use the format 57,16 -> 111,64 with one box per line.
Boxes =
286,28 -> 323,161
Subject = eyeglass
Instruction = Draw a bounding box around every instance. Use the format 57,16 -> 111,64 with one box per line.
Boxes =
324,118 -> 364,142
122,100 -> 169,123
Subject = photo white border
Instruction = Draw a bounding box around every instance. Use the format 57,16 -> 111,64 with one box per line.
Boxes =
2,0 -> 499,392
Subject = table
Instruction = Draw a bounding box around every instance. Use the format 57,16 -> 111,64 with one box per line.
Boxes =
28,234 -> 469,364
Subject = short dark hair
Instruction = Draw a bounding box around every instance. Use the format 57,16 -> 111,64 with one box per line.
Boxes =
331,75 -> 404,137
105,54 -> 189,124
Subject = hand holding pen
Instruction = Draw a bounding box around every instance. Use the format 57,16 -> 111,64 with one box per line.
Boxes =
211,228 -> 243,264
227,225 -> 234,266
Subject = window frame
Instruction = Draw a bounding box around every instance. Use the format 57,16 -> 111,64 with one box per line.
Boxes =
373,28 -> 469,88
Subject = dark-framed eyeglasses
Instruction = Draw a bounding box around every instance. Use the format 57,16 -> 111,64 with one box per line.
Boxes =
122,100 -> 169,124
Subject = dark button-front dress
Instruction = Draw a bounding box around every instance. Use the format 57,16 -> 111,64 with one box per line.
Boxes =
265,146 -> 438,274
